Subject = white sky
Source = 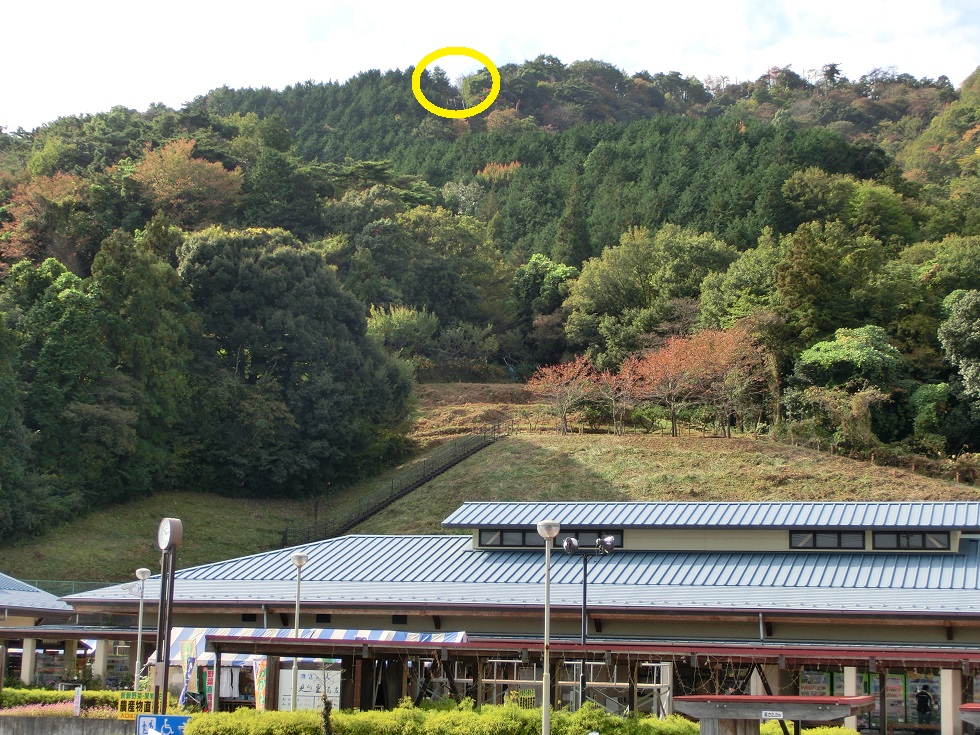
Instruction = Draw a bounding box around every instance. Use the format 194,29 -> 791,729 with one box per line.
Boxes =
3,0 -> 979,132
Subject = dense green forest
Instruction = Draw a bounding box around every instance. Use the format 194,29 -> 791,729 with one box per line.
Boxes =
2,57 -> 980,542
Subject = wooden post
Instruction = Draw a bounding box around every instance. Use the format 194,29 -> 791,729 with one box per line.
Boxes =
475,657 -> 484,707
353,657 -> 362,710
878,671 -> 887,735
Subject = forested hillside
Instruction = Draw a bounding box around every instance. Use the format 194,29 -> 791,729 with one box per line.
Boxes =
2,57 -> 980,543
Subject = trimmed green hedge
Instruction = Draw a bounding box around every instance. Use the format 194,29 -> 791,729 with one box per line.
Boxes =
0,689 -> 120,709
184,703 -> 701,735
172,701 -> 865,735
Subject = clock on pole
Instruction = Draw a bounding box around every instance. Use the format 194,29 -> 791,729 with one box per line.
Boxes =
157,518 -> 183,551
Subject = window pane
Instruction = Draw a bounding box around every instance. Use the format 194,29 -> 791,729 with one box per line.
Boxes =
524,532 -> 546,547
815,533 -> 839,548
902,533 -> 924,549
502,531 -> 523,546
840,533 -> 865,549
926,532 -> 950,549
480,530 -> 501,546
790,532 -> 814,548
874,533 -> 897,549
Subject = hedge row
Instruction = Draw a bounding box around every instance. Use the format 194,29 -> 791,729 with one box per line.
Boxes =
0,689 -> 120,709
184,704 -> 702,735
186,703 -> 863,735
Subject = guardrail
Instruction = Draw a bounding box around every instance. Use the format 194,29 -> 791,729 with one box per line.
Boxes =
280,424 -> 503,547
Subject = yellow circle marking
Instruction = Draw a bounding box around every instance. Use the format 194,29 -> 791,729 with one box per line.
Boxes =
412,47 -> 500,119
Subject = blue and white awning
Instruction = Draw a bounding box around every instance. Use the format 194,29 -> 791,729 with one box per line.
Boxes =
151,627 -> 468,666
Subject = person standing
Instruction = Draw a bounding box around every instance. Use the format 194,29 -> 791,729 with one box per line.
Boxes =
916,684 -> 935,725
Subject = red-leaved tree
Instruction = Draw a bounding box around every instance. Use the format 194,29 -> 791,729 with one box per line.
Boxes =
528,354 -> 595,434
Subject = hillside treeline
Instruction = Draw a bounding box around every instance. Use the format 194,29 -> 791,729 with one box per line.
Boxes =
2,58 -> 980,539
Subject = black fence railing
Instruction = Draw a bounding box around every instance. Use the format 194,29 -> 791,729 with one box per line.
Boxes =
280,424 -> 503,548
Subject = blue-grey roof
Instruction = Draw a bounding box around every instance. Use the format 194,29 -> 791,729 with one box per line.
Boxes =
442,501 -> 980,530
0,572 -> 72,615
66,534 -> 980,616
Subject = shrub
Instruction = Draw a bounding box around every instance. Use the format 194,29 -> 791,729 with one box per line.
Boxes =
185,708 -> 322,735
0,701 -> 117,718
0,688 -> 119,709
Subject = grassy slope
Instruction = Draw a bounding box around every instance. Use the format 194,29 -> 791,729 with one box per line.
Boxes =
2,383 -> 974,583
353,433 -> 978,535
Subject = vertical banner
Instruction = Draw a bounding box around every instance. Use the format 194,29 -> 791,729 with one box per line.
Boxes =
178,639 -> 198,706
253,658 -> 268,711
206,668 -> 215,710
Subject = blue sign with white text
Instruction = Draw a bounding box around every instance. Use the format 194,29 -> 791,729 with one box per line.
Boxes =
135,714 -> 192,735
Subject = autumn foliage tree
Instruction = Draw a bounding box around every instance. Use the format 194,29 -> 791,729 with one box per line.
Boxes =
594,356 -> 646,434
528,354 -> 595,434
131,139 -> 243,227
0,173 -> 97,275
630,327 -> 767,436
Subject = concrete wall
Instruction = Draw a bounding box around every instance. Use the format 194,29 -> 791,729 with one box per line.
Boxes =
0,718 -> 132,735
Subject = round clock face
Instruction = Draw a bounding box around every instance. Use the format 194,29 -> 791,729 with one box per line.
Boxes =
157,518 -> 183,550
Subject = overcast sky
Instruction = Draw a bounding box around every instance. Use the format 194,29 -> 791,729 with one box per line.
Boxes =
4,0 -> 979,132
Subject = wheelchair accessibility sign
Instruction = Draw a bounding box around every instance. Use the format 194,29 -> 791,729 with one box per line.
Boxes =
136,714 -> 191,735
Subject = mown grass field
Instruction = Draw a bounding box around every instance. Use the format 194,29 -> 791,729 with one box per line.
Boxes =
2,383 -> 975,584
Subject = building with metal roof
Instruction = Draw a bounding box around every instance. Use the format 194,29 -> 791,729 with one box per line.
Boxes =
0,572 -> 72,621
442,501 -> 980,531
41,501 -> 980,729
0,571 -> 75,688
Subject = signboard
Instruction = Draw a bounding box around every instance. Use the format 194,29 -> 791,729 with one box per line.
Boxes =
278,666 -> 341,710
799,670 -> 831,697
253,658 -> 268,711
117,691 -> 154,720
72,685 -> 82,717
206,669 -> 214,710
762,710 -> 784,720
136,714 -> 191,735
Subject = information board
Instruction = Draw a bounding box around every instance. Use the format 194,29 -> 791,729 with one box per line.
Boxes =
117,691 -> 154,720
277,666 -> 341,710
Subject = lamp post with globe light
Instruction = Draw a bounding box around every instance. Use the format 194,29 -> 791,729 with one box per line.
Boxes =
290,550 -> 309,711
536,519 -> 561,735
133,568 -> 151,691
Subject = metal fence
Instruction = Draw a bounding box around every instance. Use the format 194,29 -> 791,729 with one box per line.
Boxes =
22,580 -> 113,596
280,424 -> 503,547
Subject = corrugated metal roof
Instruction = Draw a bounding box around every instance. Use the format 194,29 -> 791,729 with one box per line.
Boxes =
0,571 -> 72,614
441,502 -> 980,530
66,534 -> 980,616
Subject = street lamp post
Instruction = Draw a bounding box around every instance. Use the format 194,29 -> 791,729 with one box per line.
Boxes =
536,519 -> 561,735
290,550 -> 309,712
133,568 -> 151,691
562,535 -> 616,708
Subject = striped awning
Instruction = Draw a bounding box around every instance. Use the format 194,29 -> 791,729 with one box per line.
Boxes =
150,627 -> 468,666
